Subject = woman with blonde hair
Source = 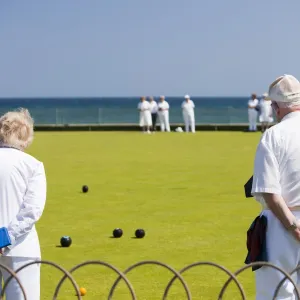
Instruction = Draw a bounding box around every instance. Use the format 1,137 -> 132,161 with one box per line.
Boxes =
0,108 -> 47,300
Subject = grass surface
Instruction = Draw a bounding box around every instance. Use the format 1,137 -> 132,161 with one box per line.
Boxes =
25,131 -> 263,299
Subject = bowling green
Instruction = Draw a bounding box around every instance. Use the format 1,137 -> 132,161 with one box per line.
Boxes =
26,131 -> 262,299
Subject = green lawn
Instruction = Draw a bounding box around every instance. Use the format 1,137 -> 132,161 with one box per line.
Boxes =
25,131 -> 263,299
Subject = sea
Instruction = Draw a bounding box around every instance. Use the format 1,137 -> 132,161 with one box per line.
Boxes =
0,97 -> 252,125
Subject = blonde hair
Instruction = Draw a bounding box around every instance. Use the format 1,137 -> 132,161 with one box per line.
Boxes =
0,108 -> 34,150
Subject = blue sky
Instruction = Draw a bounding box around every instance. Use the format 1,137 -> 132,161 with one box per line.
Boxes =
1,0 -> 300,97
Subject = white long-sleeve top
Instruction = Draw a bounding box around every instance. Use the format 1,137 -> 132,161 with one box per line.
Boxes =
0,147 -> 47,258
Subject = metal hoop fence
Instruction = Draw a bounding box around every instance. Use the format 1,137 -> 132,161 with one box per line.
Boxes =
0,260 -> 298,299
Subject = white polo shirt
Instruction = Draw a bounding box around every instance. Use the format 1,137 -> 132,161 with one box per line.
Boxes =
149,101 -> 158,114
182,100 -> 195,114
137,101 -> 150,111
251,111 -> 300,208
248,98 -> 259,109
158,101 -> 169,112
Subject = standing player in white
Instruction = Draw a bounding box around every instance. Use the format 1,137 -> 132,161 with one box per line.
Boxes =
251,74 -> 300,299
157,96 -> 170,132
259,93 -> 273,133
0,108 -> 47,300
181,95 -> 195,133
248,93 -> 259,131
137,96 -> 152,133
149,96 -> 158,132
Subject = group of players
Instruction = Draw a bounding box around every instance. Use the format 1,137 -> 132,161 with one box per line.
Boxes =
137,95 -> 196,133
248,93 -> 274,132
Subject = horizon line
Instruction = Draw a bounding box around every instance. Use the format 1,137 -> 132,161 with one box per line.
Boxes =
0,95 -> 251,99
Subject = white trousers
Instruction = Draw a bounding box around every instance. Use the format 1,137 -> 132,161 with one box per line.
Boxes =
0,256 -> 40,300
183,112 -> 195,133
248,109 -> 258,131
255,210 -> 300,300
158,112 -> 170,132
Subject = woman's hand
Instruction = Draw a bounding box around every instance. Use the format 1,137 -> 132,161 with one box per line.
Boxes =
291,227 -> 300,242
291,221 -> 300,242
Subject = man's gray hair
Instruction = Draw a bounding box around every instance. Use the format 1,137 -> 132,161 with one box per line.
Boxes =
0,108 -> 34,150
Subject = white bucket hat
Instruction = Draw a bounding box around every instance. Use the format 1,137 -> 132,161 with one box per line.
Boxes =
269,74 -> 300,103
184,95 -> 190,99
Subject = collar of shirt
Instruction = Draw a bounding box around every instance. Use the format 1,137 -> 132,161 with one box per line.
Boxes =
0,144 -> 20,151
281,111 -> 300,122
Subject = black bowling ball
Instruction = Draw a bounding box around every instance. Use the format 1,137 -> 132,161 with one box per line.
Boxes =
82,185 -> 89,193
60,236 -> 72,247
135,229 -> 145,238
113,228 -> 123,238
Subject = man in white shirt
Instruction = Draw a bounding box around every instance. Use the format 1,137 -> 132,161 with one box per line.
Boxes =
259,93 -> 274,133
149,96 -> 158,132
157,96 -> 170,132
250,74 -> 300,299
248,93 -> 259,131
181,95 -> 195,133
137,96 -> 152,133
0,108 -> 47,300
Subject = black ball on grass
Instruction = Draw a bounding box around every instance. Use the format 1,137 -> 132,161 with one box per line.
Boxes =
60,236 -> 72,247
82,185 -> 89,193
113,228 -> 123,238
135,229 -> 145,238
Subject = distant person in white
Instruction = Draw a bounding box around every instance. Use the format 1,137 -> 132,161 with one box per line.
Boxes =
157,96 -> 170,132
0,108 -> 47,300
149,96 -> 158,132
259,93 -> 273,133
181,95 -> 195,133
137,96 -> 152,133
251,74 -> 300,299
248,93 -> 259,131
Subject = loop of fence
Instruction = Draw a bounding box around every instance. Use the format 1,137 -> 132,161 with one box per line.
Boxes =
2,260 -> 81,300
218,261 -> 300,300
55,260 -> 137,300
0,262 -> 27,300
163,261 -> 246,299
274,264 -> 300,299
107,260 -> 192,300
2,259 -> 300,299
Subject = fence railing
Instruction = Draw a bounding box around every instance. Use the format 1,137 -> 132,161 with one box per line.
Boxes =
0,107 -> 266,125
1,259 -> 298,299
